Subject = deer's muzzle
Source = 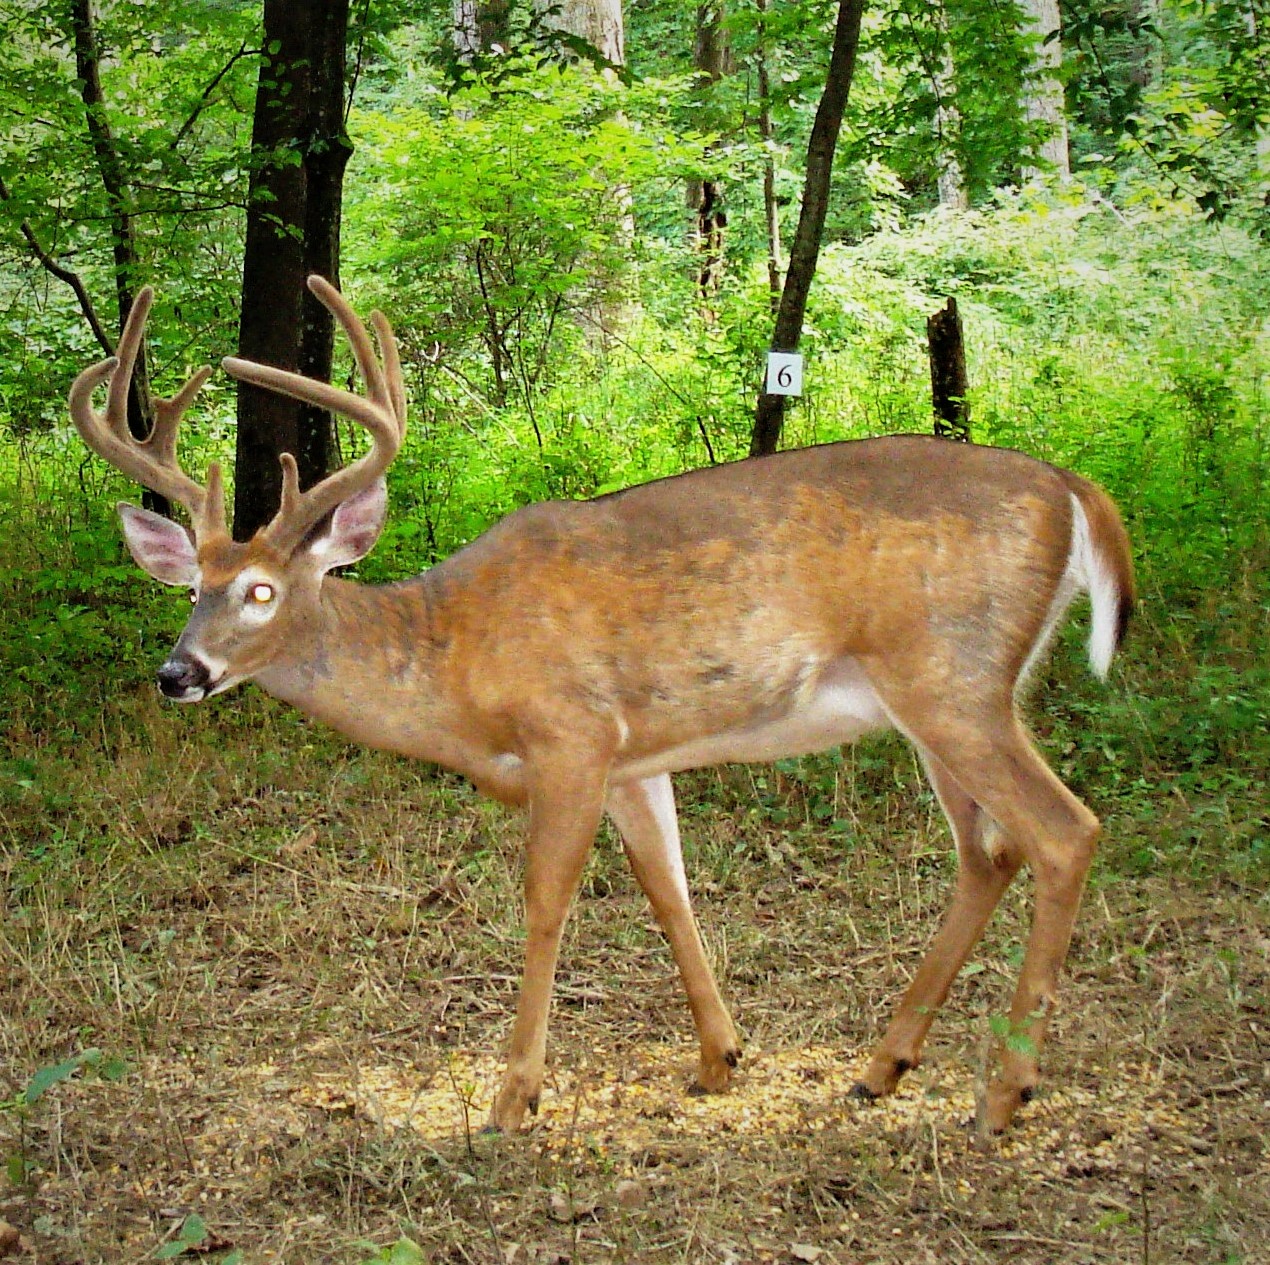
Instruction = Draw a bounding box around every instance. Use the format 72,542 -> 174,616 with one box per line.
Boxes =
157,656 -> 213,702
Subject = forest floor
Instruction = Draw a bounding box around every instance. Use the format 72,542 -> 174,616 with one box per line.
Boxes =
0,698 -> 1265,1265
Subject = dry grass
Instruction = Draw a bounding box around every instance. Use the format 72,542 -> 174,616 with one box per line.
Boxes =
0,690 -> 1266,1264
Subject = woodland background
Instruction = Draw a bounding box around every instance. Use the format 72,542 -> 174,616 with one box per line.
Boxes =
0,2 -> 1266,1263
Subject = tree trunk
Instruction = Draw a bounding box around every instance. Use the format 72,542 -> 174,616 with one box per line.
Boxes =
690,4 -> 731,305
234,0 -> 352,541
750,0 -> 865,458
756,0 -> 783,313
932,5 -> 968,209
1246,4 -> 1270,205
549,0 -> 624,64
927,297 -> 970,442
67,0 -> 166,511
452,1 -> 512,59
539,0 -> 629,342
298,0 -> 354,491
1020,0 -> 1070,180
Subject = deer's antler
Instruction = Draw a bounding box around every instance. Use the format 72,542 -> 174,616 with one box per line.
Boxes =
68,287 -> 225,538
222,275 -> 407,554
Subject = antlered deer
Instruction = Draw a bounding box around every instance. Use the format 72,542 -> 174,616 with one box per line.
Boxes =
69,277 -> 1134,1134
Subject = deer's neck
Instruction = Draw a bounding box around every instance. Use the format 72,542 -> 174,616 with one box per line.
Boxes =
252,575 -> 502,782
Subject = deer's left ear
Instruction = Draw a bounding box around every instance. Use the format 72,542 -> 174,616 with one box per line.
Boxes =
304,478 -> 387,573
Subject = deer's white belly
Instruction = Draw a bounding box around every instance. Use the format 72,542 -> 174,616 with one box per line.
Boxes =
615,660 -> 890,783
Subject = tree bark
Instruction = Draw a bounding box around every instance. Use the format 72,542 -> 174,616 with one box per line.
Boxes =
68,0 -> 168,514
68,6 -> 146,413
690,4 -> 731,305
452,1 -> 511,59
756,0 -> 783,313
297,0 -> 354,492
550,0 -> 624,64
234,0 -> 352,540
927,297 -> 970,442
750,0 -> 865,458
932,5 -> 968,209
1019,0 -> 1070,180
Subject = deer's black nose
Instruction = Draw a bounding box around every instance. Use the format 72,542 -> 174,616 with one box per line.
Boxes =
157,657 -> 211,699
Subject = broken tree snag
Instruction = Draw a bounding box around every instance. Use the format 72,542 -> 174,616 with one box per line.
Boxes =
927,295 -> 971,442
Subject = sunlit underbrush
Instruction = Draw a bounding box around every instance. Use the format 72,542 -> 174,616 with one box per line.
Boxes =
3,196 -> 1264,885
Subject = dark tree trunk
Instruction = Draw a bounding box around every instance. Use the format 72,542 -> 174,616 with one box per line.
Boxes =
234,0 -> 352,541
927,296 -> 971,441
298,0 -> 354,489
750,0 -> 865,458
691,4 -> 731,305
68,0 -> 168,515
756,0 -> 782,314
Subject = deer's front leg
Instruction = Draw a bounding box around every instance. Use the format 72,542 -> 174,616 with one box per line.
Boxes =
487,753 -> 609,1133
607,775 -> 741,1094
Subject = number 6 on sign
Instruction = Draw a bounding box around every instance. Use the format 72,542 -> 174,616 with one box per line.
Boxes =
765,351 -> 804,396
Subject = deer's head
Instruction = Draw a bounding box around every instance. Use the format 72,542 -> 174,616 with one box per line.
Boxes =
68,277 -> 407,701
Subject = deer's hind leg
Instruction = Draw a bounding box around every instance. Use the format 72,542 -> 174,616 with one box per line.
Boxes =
856,751 -> 1023,1101
863,683 -> 1100,1133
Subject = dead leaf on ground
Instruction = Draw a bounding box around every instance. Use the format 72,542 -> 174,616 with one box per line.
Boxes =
0,1223 -> 21,1259
546,1190 -> 598,1223
614,1178 -> 647,1209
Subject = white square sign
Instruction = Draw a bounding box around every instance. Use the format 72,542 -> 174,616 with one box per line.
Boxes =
765,351 -> 804,396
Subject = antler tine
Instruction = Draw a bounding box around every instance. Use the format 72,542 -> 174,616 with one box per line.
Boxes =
222,275 -> 407,553
371,309 -> 407,444
68,286 -> 222,536
105,284 -> 152,441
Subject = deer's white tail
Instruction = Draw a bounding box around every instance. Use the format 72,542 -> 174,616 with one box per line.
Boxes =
1067,479 -> 1136,680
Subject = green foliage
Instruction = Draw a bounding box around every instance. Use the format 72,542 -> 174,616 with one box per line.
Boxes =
357,1237 -> 425,1265
154,1213 -> 241,1261
4,1048 -> 106,1110
1065,0 -> 1270,231
850,0 -> 1035,204
346,60 -> 672,407
0,0 -> 255,434
1,5 -> 1267,890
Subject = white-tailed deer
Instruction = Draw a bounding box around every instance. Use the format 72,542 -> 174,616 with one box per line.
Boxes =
70,277 -> 1134,1135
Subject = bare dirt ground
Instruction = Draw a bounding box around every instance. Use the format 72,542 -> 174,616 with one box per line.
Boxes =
0,724 -> 1265,1264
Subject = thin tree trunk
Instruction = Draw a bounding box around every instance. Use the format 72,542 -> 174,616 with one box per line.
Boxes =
756,0 -> 783,312
691,4 -> 730,305
932,6 -> 968,209
0,175 -> 113,355
750,0 -> 865,458
68,0 -> 166,514
234,0 -> 350,540
1246,4 -> 1270,204
1020,0 -> 1070,180
69,0 -> 149,416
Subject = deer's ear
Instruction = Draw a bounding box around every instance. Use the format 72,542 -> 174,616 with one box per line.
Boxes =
303,479 -> 387,573
117,503 -> 198,586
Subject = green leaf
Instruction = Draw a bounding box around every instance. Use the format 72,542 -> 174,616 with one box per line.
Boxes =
23,1049 -> 100,1104
154,1213 -> 208,1259
179,1214 -> 208,1245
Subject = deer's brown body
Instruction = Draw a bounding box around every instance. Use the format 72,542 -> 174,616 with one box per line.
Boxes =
70,278 -> 1134,1135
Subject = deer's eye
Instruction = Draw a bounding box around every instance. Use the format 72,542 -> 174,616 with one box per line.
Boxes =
249,582 -> 275,604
